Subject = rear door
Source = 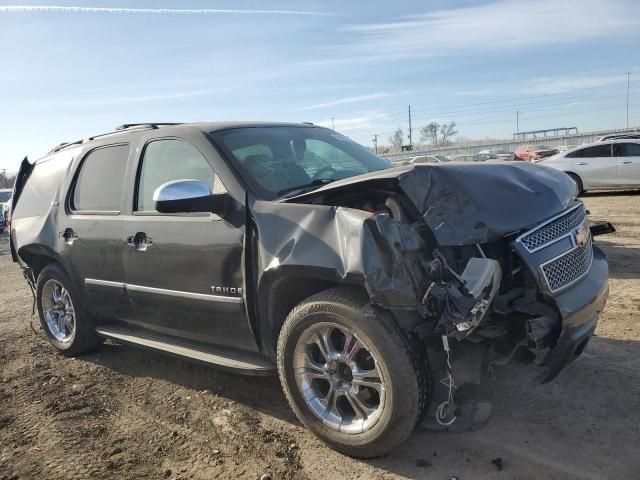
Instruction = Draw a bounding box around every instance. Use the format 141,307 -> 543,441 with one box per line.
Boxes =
565,143 -> 616,188
613,142 -> 640,186
120,134 -> 256,352
62,143 -> 131,319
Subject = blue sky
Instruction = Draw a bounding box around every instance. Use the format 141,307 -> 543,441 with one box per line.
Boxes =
1,0 -> 639,171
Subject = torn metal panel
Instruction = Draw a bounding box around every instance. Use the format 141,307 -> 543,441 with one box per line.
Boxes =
249,197 -> 434,308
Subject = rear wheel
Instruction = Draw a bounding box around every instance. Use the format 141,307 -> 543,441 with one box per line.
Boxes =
277,287 -> 429,458
36,263 -> 103,356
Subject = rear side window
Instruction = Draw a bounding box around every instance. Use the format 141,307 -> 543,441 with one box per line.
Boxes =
580,144 -> 612,158
72,144 -> 129,212
136,139 -> 217,212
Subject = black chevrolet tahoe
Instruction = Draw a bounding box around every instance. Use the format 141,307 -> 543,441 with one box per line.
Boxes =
10,122 -> 609,457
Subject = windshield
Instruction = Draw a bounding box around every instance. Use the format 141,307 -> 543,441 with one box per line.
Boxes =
0,192 -> 11,203
210,126 -> 392,199
434,155 -> 450,162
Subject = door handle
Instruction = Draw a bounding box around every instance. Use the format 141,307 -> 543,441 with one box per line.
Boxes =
619,160 -> 633,164
127,232 -> 153,251
575,162 -> 588,166
59,228 -> 78,245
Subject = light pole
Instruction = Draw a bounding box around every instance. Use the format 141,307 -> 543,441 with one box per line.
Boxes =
625,72 -> 631,129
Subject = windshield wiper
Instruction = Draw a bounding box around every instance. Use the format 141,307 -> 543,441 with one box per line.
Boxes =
277,178 -> 336,198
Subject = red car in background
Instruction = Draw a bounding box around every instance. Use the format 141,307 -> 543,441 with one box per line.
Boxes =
514,144 -> 558,161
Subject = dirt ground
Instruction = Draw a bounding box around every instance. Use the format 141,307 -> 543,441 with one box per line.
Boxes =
1,191 -> 639,480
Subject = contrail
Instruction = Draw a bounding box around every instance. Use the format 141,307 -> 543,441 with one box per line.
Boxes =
0,5 -> 330,16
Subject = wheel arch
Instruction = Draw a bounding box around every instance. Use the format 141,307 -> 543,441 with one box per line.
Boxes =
17,243 -> 67,281
563,170 -> 584,193
256,267 -> 370,358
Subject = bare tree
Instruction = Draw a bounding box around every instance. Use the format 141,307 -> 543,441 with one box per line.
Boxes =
420,121 -> 458,147
388,127 -> 404,151
439,122 -> 458,147
420,122 -> 439,146
0,171 -> 16,189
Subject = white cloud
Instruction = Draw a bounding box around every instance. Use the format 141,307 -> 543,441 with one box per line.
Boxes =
344,0 -> 639,58
316,112 -> 391,132
524,74 -> 627,94
0,5 -> 329,16
295,93 -> 392,111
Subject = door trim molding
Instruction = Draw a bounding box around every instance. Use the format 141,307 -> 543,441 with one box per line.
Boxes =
85,278 -> 243,304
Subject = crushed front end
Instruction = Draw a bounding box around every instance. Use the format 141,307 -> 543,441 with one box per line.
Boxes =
280,162 -> 610,385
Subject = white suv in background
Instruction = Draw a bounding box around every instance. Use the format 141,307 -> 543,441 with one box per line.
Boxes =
538,139 -> 640,193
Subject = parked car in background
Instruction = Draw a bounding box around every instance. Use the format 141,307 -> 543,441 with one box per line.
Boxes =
596,133 -> 640,142
555,145 -> 577,153
478,149 -> 513,161
538,139 -> 640,193
514,144 -> 557,161
409,154 -> 450,164
0,188 -> 13,230
451,154 -> 475,162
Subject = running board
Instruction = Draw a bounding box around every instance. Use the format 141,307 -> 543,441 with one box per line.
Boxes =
95,326 -> 275,376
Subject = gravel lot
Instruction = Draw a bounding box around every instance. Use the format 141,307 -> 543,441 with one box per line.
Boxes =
1,191 -> 639,480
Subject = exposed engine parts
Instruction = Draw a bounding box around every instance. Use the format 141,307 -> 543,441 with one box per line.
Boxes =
425,255 -> 502,340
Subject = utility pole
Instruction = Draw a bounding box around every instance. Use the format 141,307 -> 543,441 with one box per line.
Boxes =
371,134 -> 378,154
625,72 -> 631,129
408,105 -> 413,148
516,110 -> 520,136
331,117 -> 335,130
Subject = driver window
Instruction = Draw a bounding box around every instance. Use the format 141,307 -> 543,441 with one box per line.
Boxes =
136,139 -> 218,212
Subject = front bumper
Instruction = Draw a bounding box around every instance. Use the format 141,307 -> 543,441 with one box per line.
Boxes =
535,245 -> 609,383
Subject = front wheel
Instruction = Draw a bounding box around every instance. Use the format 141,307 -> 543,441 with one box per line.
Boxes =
567,172 -> 584,195
277,287 -> 429,458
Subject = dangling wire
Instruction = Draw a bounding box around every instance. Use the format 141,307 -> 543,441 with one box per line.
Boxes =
435,335 -> 457,427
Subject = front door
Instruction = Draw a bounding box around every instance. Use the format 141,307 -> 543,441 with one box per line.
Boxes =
120,136 -> 256,352
568,143 -> 617,188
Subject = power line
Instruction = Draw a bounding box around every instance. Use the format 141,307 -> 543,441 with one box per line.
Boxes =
343,91 -> 630,135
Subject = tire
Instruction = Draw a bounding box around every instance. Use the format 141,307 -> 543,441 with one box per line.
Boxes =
567,172 -> 584,195
36,263 -> 103,356
277,287 -> 430,458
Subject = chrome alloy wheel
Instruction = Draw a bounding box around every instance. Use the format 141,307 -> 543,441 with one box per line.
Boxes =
41,279 -> 75,343
293,322 -> 386,434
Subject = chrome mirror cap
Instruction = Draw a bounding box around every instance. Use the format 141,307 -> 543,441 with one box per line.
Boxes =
153,179 -> 212,202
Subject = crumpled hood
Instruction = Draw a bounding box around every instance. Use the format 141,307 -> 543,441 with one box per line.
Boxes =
289,162 -> 577,246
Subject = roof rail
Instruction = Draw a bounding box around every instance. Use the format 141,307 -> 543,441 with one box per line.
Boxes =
48,123 -> 182,154
115,123 -> 181,131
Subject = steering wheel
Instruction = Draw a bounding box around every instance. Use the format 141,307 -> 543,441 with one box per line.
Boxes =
312,166 -> 337,180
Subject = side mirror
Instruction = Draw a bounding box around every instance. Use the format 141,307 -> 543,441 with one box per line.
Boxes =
153,179 -> 229,216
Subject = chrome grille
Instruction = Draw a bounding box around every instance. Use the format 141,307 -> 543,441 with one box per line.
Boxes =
520,204 -> 586,252
540,236 -> 593,293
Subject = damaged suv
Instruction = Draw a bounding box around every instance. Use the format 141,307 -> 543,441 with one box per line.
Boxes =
10,122 -> 609,457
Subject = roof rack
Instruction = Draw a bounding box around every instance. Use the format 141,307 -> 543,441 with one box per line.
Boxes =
49,123 -> 182,153
115,123 -> 182,131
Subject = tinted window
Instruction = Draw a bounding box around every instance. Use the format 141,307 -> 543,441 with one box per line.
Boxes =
566,149 -> 583,158
613,143 -> 640,157
136,139 -> 217,212
73,144 -> 129,212
581,144 -> 611,158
